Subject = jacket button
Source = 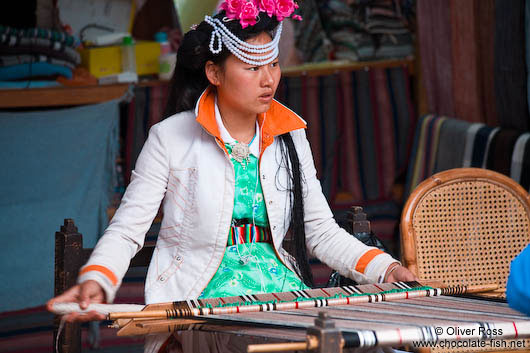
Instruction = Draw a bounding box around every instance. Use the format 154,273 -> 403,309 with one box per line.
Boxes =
159,276 -> 166,282
273,225 -> 277,230
269,200 -> 273,205
176,256 -> 182,262
262,174 -> 266,180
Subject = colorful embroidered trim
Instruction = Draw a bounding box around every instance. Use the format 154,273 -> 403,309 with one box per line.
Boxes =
227,223 -> 271,246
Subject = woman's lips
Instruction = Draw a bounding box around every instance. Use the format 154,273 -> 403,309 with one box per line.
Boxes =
258,94 -> 273,102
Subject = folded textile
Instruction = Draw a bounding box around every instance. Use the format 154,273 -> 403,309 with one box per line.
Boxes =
462,123 -> 485,167
486,129 -> 522,176
375,33 -> 414,59
510,132 -> 530,186
433,118 -> 470,173
404,115 -> 446,198
517,135 -> 530,190
0,62 -> 72,80
0,54 -> 76,70
294,0 -> 333,62
470,126 -> 499,168
0,80 -> 62,89
0,25 -> 78,47
0,36 -> 81,65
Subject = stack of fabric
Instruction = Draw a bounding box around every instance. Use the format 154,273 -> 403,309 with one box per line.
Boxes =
0,26 -> 80,89
405,114 -> 530,198
295,0 -> 414,62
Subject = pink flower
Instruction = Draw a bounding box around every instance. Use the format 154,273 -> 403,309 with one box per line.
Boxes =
275,0 -> 295,21
292,14 -> 302,21
259,0 -> 276,17
220,0 -> 245,19
239,1 -> 259,28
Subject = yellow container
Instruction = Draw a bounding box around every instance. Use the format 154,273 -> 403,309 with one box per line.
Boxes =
80,41 -> 161,78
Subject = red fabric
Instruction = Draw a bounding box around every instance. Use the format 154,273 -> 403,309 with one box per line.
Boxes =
450,0 -> 483,123
417,0 -> 455,117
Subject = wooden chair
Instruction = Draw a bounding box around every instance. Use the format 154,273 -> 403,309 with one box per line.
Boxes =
53,219 -> 154,353
401,168 -> 530,298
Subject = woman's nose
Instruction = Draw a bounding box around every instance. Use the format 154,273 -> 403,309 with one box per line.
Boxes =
261,67 -> 274,86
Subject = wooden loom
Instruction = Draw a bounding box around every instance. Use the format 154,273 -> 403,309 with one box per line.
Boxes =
95,281 -> 530,352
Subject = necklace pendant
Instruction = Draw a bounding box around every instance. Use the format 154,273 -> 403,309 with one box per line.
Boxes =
231,142 -> 250,166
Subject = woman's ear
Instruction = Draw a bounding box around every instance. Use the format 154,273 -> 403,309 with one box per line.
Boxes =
205,61 -> 221,86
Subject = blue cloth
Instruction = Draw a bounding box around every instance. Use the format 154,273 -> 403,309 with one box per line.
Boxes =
0,80 -> 61,89
507,244 -> 530,316
0,62 -> 72,80
0,99 -> 120,312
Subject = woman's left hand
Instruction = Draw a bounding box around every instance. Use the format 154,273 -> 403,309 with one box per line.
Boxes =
385,265 -> 418,283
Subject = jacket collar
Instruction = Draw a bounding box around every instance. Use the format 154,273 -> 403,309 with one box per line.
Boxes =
194,86 -> 306,155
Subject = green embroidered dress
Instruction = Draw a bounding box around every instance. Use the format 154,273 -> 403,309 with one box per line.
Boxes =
199,142 -> 309,299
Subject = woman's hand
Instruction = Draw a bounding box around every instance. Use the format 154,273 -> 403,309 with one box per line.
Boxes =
384,264 -> 418,283
46,280 -> 107,322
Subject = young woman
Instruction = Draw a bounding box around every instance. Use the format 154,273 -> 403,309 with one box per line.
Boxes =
48,1 -> 415,351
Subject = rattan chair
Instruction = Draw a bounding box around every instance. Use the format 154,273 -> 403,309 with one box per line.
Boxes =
401,168 -> 530,298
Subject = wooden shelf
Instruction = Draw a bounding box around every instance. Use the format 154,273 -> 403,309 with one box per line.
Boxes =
0,84 -> 130,108
0,58 -> 414,108
281,57 -> 415,77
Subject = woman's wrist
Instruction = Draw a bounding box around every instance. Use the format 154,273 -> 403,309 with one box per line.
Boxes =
383,262 -> 401,282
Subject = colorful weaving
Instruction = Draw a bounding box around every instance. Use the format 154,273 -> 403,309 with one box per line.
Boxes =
103,281 -> 530,351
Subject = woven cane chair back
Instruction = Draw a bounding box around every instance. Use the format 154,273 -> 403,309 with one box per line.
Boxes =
401,168 -> 530,298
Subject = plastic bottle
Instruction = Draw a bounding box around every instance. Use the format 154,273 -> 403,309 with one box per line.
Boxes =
154,31 -> 176,81
155,32 -> 171,55
121,36 -> 137,74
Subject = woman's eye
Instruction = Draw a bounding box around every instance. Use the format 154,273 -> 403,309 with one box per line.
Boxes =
249,66 -> 259,71
271,62 -> 279,67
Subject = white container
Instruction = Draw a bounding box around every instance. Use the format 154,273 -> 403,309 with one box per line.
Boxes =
121,36 -> 136,74
158,52 -> 177,81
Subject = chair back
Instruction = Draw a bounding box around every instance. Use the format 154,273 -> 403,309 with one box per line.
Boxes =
401,168 -> 530,298
54,219 -> 154,353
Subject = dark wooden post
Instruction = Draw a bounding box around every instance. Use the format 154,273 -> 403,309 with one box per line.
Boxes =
53,219 -> 83,353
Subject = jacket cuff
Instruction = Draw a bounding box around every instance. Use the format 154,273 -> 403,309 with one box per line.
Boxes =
77,265 -> 119,303
361,251 -> 401,283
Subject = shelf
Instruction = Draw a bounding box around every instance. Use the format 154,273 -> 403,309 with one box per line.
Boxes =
0,84 -> 130,108
281,57 -> 414,77
0,58 -> 414,108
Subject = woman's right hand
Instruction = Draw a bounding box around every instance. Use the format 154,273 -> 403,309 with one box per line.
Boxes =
46,280 -> 107,322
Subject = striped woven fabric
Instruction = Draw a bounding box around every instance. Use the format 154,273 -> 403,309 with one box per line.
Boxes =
112,281 -> 530,352
276,66 -> 416,209
227,224 -> 271,246
404,114 -> 530,197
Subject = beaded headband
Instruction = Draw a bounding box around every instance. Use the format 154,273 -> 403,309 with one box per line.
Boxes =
202,0 -> 301,66
204,16 -> 282,66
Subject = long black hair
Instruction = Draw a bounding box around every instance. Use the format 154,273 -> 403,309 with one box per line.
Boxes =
163,11 -> 314,288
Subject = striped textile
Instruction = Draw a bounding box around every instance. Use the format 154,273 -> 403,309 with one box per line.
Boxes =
227,224 -> 271,246
0,26 -> 78,48
113,282 -> 530,351
277,66 -> 416,208
405,115 -> 530,197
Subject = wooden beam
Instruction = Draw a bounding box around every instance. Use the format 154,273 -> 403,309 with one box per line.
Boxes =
281,57 -> 414,77
0,84 -> 130,108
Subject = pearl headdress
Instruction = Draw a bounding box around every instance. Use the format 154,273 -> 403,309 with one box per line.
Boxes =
204,15 -> 283,66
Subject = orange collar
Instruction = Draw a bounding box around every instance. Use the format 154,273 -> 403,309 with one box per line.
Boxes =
195,86 -> 306,155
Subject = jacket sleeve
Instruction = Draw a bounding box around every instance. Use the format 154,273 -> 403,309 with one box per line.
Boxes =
507,244 -> 530,316
78,123 -> 169,302
292,129 -> 398,284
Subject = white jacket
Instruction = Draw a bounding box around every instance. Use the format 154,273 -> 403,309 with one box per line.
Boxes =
79,87 -> 398,304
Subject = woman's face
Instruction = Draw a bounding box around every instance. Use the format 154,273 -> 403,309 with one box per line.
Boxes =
213,32 -> 281,117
